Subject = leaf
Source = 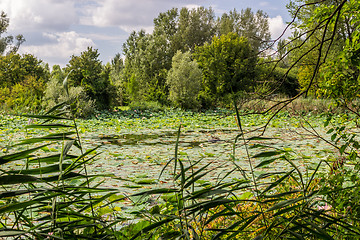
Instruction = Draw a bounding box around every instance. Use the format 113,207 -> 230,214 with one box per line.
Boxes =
0,194 -> 60,214
253,150 -> 283,158
25,124 -> 74,129
326,128 -> 334,134
339,144 -> 347,155
22,114 -> 70,121
44,101 -> 68,115
266,196 -> 306,212
27,154 -> 77,164
0,144 -> 50,164
8,164 -> 73,175
247,136 -> 275,141
261,170 -> 295,195
0,230 -> 26,237
187,189 -> 229,200
0,174 -> 39,185
14,132 -> 76,146
257,171 -> 287,180
331,133 -> 337,141
130,218 -> 175,240
133,179 -> 157,184
239,191 -> 253,200
184,172 -> 209,189
132,188 -> 179,197
255,157 -> 279,168
185,198 -> 236,214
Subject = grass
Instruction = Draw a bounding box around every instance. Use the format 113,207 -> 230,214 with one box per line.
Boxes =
0,100 -> 360,239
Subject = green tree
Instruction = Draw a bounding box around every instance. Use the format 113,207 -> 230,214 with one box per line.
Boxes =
286,0 -> 360,98
0,53 -> 47,88
166,51 -> 202,109
122,6 -> 271,107
173,7 -> 216,52
109,53 -> 126,106
216,8 -> 271,51
0,53 -> 48,112
122,31 -> 170,104
66,47 -> 111,108
194,32 -> 257,106
0,11 -> 25,55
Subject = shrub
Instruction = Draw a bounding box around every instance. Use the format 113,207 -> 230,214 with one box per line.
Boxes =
65,47 -> 113,109
0,76 -> 45,113
128,100 -> 164,112
42,77 -> 95,118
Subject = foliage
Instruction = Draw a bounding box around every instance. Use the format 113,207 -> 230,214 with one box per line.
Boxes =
65,47 -> 113,109
172,7 -> 216,53
317,30 -> 360,102
1,76 -> 46,112
3,1 -> 360,239
216,8 -> 271,52
121,107 -> 360,239
0,53 -> 48,88
109,53 -> 126,106
287,0 -> 360,98
0,53 -> 48,113
121,6 -> 272,108
194,32 -> 257,107
166,51 -> 202,109
128,100 -> 164,112
0,11 -> 25,55
2,101 -> 360,239
122,31 -> 170,104
42,72 -> 95,118
0,85 -> 122,239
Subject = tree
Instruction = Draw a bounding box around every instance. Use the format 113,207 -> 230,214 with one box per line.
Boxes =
194,32 -> 257,106
0,53 -> 48,112
0,11 -> 25,55
166,51 -> 202,109
121,6 -> 271,107
216,8 -> 271,51
42,65 -> 95,118
173,7 -> 216,52
109,53 -> 126,106
0,53 -> 47,88
66,47 -> 111,108
122,31 -> 170,104
286,0 -> 360,99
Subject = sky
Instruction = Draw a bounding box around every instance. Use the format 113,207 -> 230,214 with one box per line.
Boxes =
0,0 -> 293,67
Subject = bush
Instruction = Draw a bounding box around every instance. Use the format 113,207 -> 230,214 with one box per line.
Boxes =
0,76 -> 45,113
128,100 -> 164,112
42,77 -> 95,118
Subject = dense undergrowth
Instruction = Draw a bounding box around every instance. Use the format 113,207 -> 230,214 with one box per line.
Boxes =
0,95 -> 360,239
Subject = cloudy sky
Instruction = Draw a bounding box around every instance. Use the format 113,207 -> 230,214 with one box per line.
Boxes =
0,0 -> 292,67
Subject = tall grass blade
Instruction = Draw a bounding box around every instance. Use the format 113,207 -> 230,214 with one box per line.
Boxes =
0,144 -> 50,164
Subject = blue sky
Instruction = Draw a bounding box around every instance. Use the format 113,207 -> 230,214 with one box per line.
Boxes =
1,0 -> 292,67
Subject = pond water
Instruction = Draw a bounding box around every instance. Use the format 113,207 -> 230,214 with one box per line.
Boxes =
0,111 -> 345,196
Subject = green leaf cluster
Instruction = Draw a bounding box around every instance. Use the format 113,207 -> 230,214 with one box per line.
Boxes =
194,32 -> 257,107
0,53 -> 48,113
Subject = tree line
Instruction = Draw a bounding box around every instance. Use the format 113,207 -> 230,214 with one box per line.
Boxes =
0,1 -> 359,116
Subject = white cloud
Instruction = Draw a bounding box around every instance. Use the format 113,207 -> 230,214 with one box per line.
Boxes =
185,4 -> 201,10
0,0 -> 78,32
19,31 -> 95,66
268,15 -> 292,40
83,0 -> 204,32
